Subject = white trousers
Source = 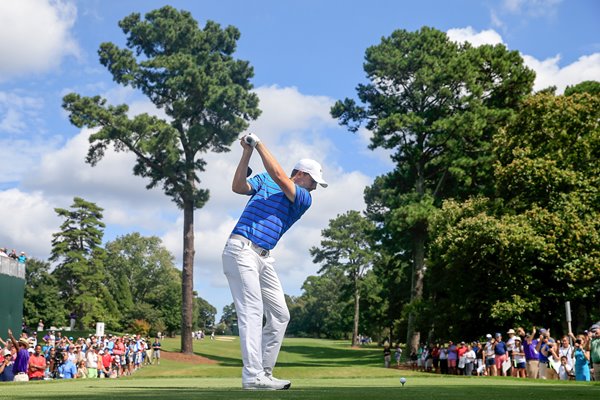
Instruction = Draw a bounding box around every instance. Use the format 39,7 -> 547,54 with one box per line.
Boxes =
222,237 -> 290,383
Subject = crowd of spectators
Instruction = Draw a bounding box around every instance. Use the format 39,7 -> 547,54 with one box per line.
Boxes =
398,323 -> 600,382
0,248 -> 27,263
0,328 -> 162,382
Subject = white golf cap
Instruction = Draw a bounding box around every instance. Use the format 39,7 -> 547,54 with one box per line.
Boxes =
294,159 -> 328,188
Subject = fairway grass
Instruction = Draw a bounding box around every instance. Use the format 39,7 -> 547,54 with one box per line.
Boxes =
0,337 -> 597,399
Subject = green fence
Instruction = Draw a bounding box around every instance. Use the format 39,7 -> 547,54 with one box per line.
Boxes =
0,257 -> 25,337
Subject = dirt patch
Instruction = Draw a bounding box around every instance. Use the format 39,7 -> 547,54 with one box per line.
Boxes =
161,350 -> 218,365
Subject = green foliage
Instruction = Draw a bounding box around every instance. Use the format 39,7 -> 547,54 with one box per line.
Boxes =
50,197 -> 113,329
333,26 -> 534,348
427,90 -> 600,337
564,80 -> 600,96
310,211 -> 377,344
22,258 -> 66,328
194,296 -> 217,330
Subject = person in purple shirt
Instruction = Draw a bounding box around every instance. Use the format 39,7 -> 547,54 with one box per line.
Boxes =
523,328 -> 540,378
7,329 -> 30,382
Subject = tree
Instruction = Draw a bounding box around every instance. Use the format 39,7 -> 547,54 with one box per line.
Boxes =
104,233 -> 182,333
50,197 -> 114,329
427,90 -> 600,335
332,27 -> 534,352
310,211 -> 376,346
62,6 -> 260,353
219,303 -> 237,335
23,258 -> 65,329
194,296 -> 216,330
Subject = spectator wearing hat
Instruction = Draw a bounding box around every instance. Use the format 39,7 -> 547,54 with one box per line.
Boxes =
483,334 -> 496,376
0,348 -> 15,381
590,323 -> 600,381
7,329 -> 30,381
536,328 -> 557,379
18,251 -> 27,264
506,329 -> 517,376
57,351 -> 77,379
493,333 -> 509,376
512,337 -> 527,378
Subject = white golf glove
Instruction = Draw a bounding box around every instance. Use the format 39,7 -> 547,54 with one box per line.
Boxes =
244,133 -> 261,148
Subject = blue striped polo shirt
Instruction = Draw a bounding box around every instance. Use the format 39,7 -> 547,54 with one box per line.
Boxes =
232,173 -> 312,250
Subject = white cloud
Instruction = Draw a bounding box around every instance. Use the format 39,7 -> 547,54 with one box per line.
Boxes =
523,53 -> 600,93
446,27 -> 600,94
0,0 -> 80,80
447,27 -> 504,47
0,91 -> 44,133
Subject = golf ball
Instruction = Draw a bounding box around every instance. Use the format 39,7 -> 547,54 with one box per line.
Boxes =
400,377 -> 406,385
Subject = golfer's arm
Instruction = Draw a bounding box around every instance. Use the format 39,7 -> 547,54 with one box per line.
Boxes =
232,148 -> 253,194
255,142 -> 296,202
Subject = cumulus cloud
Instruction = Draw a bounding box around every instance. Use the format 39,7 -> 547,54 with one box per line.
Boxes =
0,0 -> 80,80
447,27 -> 504,47
446,27 -> 600,94
523,53 -> 600,93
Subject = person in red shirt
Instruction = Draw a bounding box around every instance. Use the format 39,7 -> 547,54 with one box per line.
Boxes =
97,350 -> 111,378
457,342 -> 468,375
28,345 -> 47,380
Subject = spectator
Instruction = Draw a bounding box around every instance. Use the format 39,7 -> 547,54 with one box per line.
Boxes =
383,343 -> 391,368
409,349 -> 418,370
86,346 -> 99,378
537,328 -> 557,379
28,345 -> 46,381
493,333 -> 508,376
99,349 -> 112,378
506,329 -> 517,376
37,320 -> 44,333
523,328 -> 540,379
431,343 -> 440,373
438,344 -> 448,374
483,334 -> 496,376
76,360 -> 88,379
558,335 -> 573,371
9,249 -> 18,259
57,352 -> 77,379
0,248 -> 8,257
8,329 -> 30,382
463,344 -> 476,376
18,251 -> 27,263
152,337 -> 161,365
557,356 -> 572,380
0,348 -> 15,381
447,341 -> 458,375
457,342 -> 467,375
512,338 -> 527,378
589,323 -> 600,382
573,338 -> 591,381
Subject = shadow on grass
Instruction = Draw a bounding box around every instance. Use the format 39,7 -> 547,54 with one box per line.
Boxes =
7,384 -> 600,400
277,345 -> 381,367
191,344 -> 381,368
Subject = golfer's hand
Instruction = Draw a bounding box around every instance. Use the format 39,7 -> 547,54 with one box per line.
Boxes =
243,133 -> 261,148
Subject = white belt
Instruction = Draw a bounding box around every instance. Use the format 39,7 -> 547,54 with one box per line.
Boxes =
230,234 -> 270,257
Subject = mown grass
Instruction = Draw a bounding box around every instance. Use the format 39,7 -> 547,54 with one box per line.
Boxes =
0,336 -> 598,400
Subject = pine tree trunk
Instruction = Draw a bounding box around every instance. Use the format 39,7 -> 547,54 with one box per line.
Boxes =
181,199 -> 195,354
352,276 -> 360,347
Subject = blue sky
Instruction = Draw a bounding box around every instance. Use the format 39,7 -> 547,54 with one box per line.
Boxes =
1,0 -> 599,321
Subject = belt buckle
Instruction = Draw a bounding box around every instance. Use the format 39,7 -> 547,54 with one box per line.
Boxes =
259,249 -> 268,257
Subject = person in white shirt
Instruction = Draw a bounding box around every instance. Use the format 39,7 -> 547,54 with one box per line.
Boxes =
512,338 -> 527,377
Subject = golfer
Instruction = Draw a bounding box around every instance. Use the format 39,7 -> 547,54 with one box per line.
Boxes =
223,133 -> 327,390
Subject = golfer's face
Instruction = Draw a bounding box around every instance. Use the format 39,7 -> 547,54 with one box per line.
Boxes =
298,172 -> 317,191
